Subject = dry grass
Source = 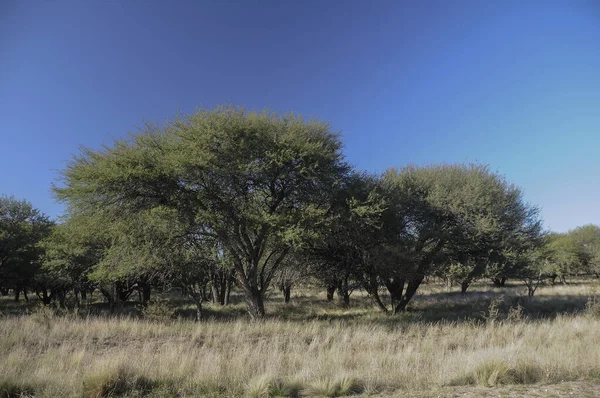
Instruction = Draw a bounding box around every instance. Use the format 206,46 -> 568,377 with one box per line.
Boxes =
1,281 -> 600,397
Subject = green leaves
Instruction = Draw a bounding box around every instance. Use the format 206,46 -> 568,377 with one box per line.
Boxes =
0,196 -> 53,289
54,106 -> 349,317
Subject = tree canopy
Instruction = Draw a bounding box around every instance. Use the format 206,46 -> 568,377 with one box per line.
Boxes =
55,107 -> 349,319
0,106 -> 576,318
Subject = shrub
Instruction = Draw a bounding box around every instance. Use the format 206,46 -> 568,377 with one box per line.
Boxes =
506,303 -> 525,323
482,296 -> 504,324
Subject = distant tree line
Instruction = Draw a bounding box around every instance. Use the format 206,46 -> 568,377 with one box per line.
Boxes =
2,107 -> 599,320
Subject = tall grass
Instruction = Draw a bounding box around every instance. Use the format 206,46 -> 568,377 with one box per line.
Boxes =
1,281 -> 600,396
1,313 -> 600,396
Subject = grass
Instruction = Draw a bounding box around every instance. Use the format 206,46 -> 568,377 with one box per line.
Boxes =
1,280 -> 600,396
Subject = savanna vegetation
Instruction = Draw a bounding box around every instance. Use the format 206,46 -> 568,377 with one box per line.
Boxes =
2,106 -> 600,397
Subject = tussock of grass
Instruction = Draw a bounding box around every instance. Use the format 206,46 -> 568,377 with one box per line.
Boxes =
82,364 -> 154,397
0,377 -> 36,398
473,360 -> 516,386
451,360 -> 545,387
306,376 -> 364,397
246,375 -> 301,397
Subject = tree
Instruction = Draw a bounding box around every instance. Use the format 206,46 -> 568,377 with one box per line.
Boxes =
378,164 -> 542,313
307,172 -> 385,307
55,106 -> 348,320
272,253 -> 307,304
39,216 -> 104,307
0,196 -> 53,300
569,224 -> 600,276
544,232 -> 587,283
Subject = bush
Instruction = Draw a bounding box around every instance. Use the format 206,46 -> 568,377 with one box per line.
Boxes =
482,296 -> 504,324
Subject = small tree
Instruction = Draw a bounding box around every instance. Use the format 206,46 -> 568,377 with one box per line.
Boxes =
569,224 -> 600,276
0,196 -> 53,300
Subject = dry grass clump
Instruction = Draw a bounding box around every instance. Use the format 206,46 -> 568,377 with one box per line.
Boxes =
246,375 -> 302,398
0,377 -> 36,398
305,375 -> 364,397
82,363 -> 155,397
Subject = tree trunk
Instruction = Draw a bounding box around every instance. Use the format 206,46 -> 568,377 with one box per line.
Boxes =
116,282 -> 133,303
460,280 -> 470,294
14,288 -> 20,302
0,288 -> 8,296
282,285 -> 291,303
337,278 -> 350,306
41,288 -> 52,305
188,290 -> 204,322
224,278 -> 232,306
394,276 -> 423,313
371,287 -> 388,313
211,282 -> 220,304
100,287 -> 116,313
141,284 -> 151,306
56,290 -> 66,308
245,290 -> 265,320
326,285 -> 336,301
367,274 -> 388,313
217,270 -> 230,305
384,278 -> 405,310
218,280 -> 227,305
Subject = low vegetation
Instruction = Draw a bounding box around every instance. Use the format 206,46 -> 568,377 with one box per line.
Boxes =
2,281 -> 600,397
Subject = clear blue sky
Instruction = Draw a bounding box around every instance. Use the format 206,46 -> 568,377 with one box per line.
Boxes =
1,1 -> 599,232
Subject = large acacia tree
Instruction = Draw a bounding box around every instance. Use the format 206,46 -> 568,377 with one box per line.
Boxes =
377,164 -> 542,313
55,106 -> 348,319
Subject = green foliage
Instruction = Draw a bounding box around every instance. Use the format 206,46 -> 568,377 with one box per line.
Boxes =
545,232 -> 587,279
0,196 -> 53,293
378,163 -> 542,311
569,224 -> 600,275
55,106 -> 349,318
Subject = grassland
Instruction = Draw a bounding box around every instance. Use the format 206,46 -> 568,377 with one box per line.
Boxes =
2,280 -> 600,397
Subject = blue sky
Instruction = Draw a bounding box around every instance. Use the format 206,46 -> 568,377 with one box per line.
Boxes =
1,0 -> 599,232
